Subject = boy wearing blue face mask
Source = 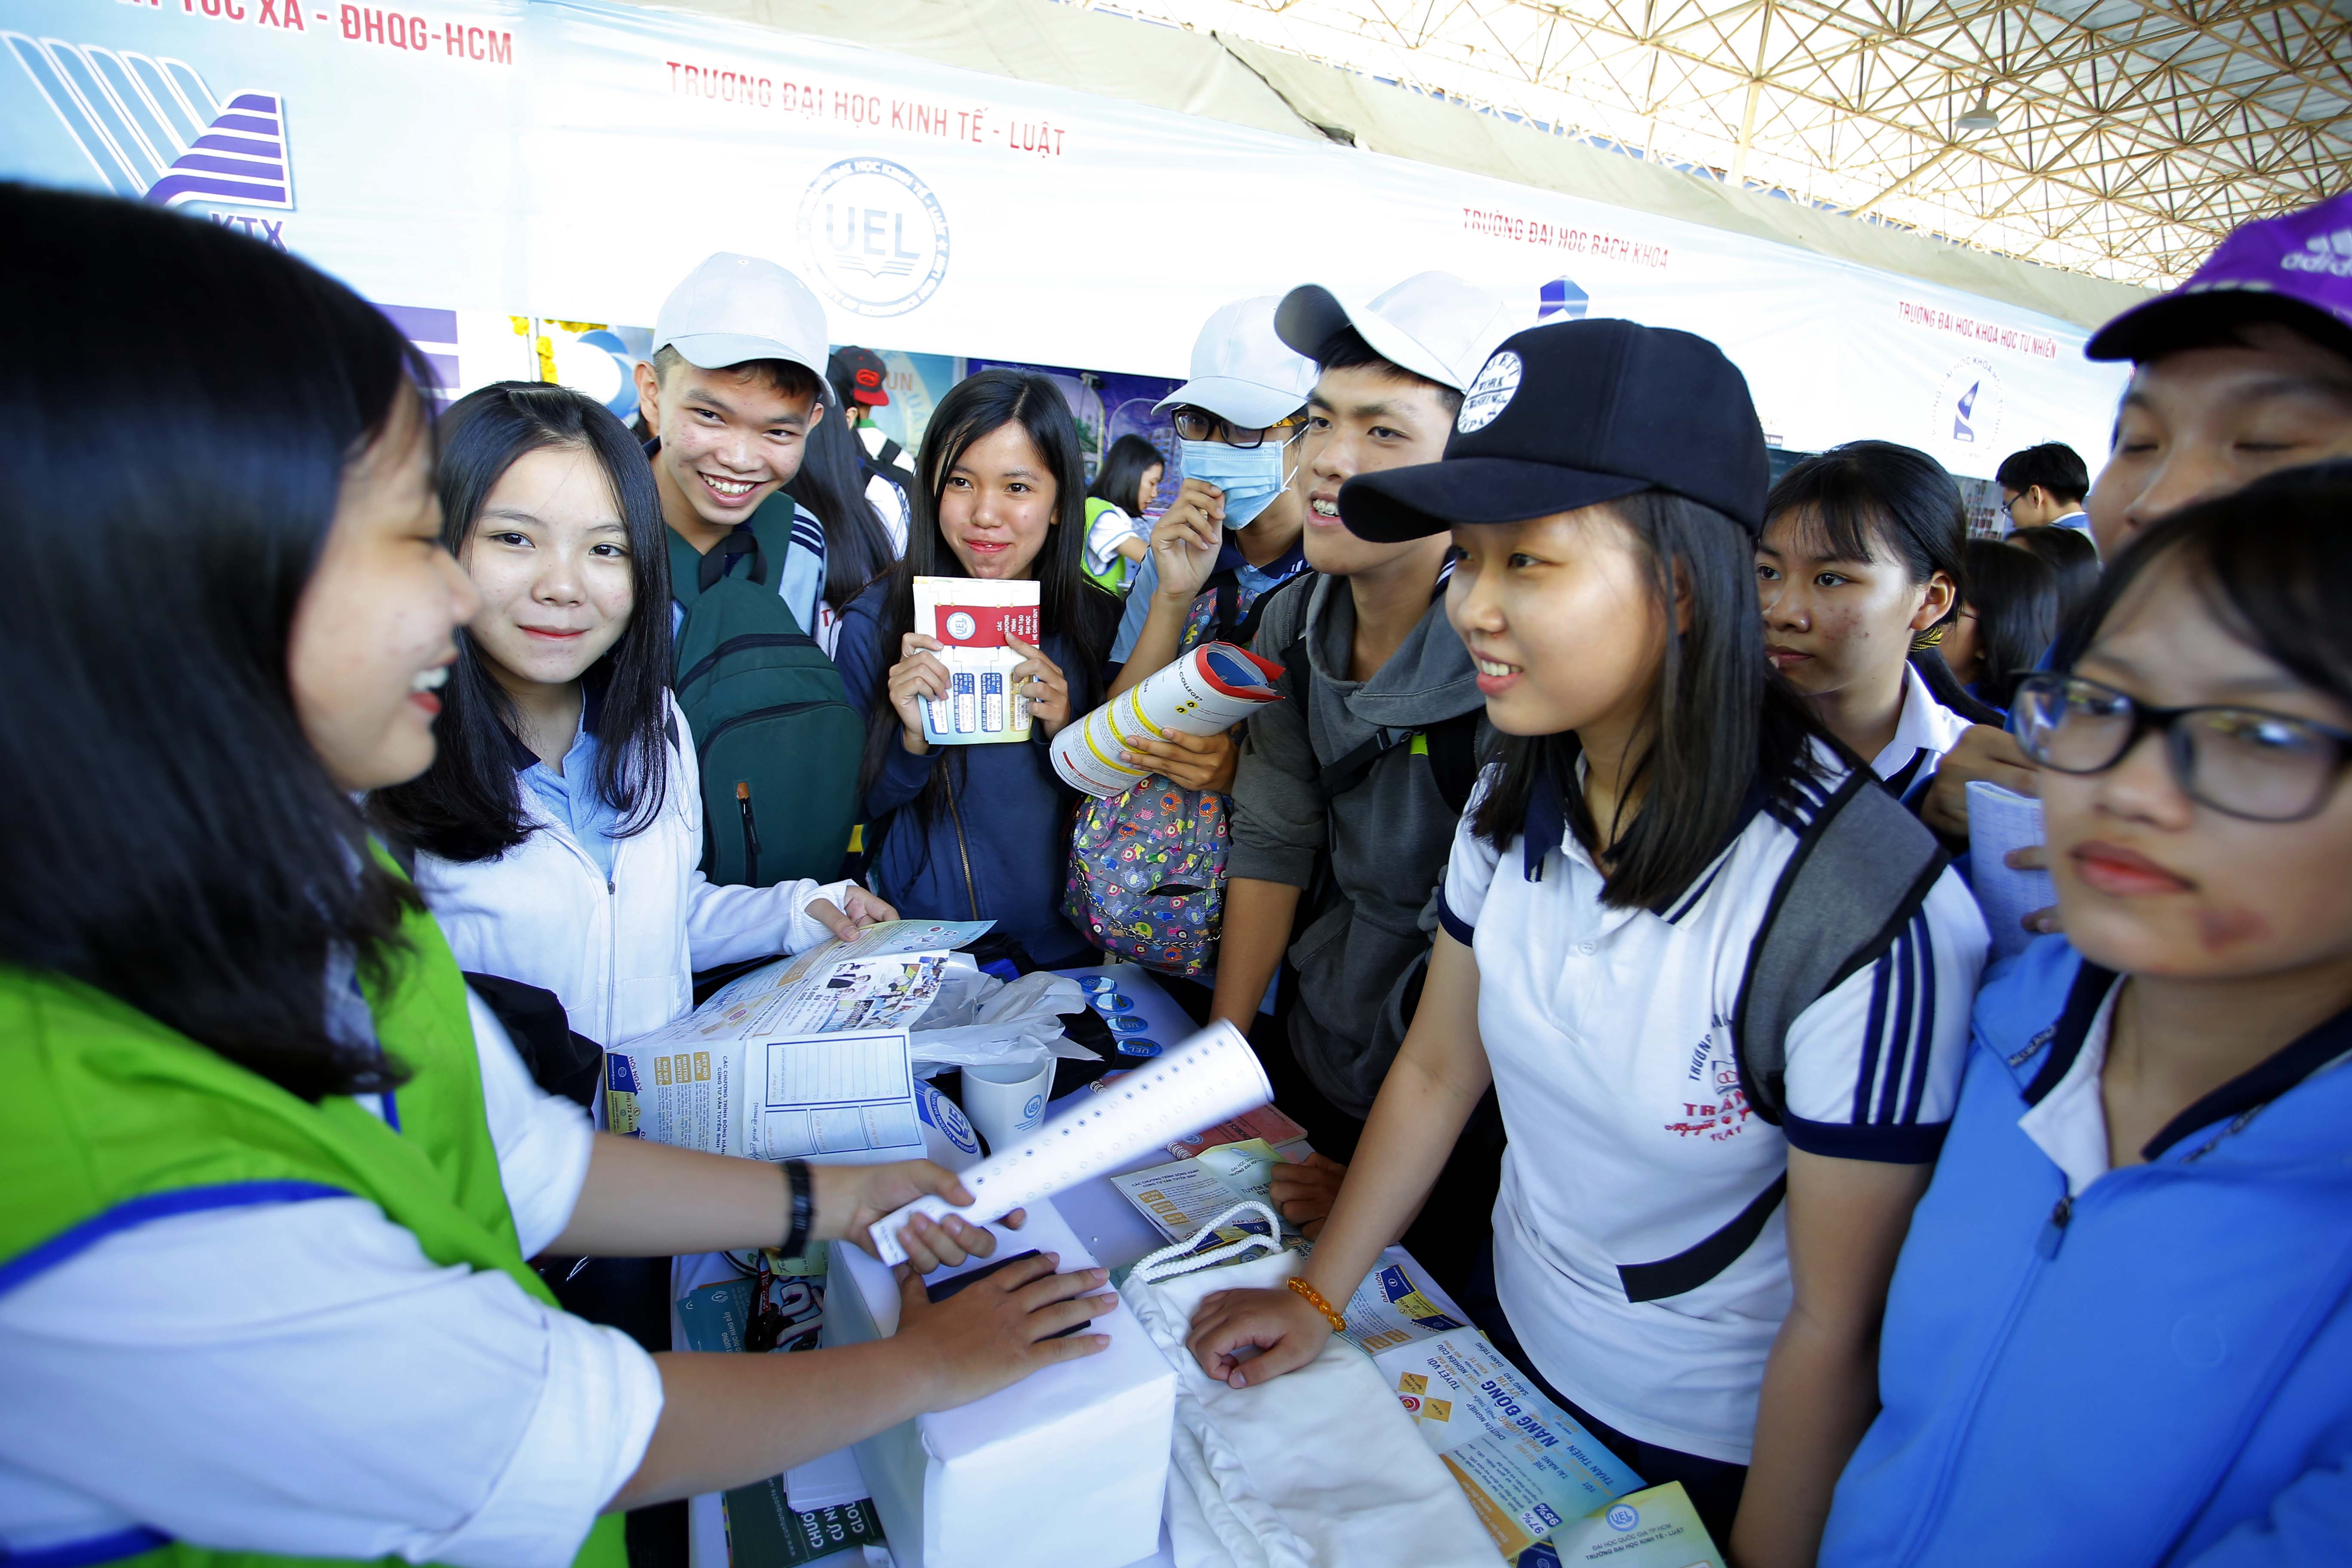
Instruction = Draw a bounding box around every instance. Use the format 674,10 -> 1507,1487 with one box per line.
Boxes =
1105,297 -> 1319,781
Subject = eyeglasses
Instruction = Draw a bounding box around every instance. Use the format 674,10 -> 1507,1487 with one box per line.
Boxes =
2000,490 -> 2025,518
1170,407 -> 1305,448
2011,673 -> 2352,823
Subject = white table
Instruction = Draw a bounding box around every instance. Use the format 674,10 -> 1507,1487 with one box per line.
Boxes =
682,962 -> 1211,1568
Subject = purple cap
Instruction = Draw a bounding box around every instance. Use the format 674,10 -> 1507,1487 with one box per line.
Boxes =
2088,191 -> 2352,363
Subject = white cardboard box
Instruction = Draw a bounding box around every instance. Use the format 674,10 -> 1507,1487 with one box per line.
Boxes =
821,1197 -> 1175,1568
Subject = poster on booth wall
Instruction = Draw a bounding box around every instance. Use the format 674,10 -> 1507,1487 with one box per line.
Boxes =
0,0 -> 2126,478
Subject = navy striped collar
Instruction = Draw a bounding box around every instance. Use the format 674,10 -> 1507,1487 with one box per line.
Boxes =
2026,958 -> 2352,1161
1520,748 -> 1768,918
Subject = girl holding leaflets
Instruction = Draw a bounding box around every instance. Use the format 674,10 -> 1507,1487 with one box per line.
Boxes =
0,189 -> 1113,1565
371,382 -> 891,1052
834,370 -> 1121,967
1824,465 -> 2352,1567
1185,320 -> 1988,1563
1753,441 -> 1976,799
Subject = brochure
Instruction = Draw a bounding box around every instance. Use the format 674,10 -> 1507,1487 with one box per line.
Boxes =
1516,1482 -> 1726,1568
604,921 -> 991,1162
914,575 -> 1039,746
696,919 -> 995,1038
1164,1101 -> 1309,1160
1051,640 -> 1287,797
1109,1137 -> 1316,1247
1966,779 -> 2054,961
1372,1327 -> 1647,1562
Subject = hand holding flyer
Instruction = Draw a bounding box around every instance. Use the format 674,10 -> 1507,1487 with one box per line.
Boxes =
914,576 -> 1041,746
1052,641 -> 1286,797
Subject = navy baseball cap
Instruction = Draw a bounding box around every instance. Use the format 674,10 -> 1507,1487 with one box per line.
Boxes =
1339,318 -> 1770,541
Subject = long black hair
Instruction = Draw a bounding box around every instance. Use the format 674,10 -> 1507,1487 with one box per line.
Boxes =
0,184 -> 434,1101
1765,440 -> 1968,618
1957,537 -> 2058,709
1471,491 -> 1823,910
2052,461 -> 2352,704
786,381 -> 898,609
1088,433 -> 1164,515
2007,522 -> 2101,631
857,370 -> 1119,825
370,383 -> 673,862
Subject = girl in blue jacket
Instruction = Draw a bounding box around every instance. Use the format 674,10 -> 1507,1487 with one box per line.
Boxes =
1823,461 -> 2352,1567
834,371 -> 1120,967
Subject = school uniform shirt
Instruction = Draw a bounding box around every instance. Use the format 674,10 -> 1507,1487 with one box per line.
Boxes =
1084,501 -> 1145,579
1874,660 -> 1974,799
0,992 -> 658,1568
415,695 -> 851,1049
1438,756 -> 1988,1464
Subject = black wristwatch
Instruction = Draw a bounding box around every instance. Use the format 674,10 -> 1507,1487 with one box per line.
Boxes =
779,1158 -> 813,1259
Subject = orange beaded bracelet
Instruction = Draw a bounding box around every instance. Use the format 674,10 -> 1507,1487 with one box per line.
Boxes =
1287,1275 -> 1346,1333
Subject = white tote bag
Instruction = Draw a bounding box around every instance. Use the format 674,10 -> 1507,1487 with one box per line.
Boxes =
1118,1205 -> 1494,1568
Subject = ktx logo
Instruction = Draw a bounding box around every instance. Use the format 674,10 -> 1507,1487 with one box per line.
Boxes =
7,36 -> 293,227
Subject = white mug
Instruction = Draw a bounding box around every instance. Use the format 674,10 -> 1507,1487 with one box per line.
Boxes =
960,1053 -> 1054,1156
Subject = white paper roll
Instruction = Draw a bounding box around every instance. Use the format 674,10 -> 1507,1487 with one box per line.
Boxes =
869,1020 -> 1272,1266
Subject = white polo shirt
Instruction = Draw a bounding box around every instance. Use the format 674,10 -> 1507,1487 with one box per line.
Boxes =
1872,661 -> 1974,798
1439,756 -> 1987,1464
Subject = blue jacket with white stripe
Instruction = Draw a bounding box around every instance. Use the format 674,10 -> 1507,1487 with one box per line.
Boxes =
1821,936 -> 2352,1567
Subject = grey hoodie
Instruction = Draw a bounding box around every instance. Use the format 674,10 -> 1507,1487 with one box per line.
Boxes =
1228,571 -> 1491,1118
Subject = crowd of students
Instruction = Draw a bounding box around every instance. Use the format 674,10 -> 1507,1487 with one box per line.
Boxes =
6,171 -> 2352,1568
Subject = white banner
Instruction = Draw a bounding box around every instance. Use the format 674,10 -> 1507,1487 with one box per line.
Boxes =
1,0 -> 2127,475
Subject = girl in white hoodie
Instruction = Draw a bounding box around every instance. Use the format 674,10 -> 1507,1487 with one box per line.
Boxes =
371,382 -> 891,1048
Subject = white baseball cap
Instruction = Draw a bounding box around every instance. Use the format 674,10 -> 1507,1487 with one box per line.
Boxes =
1275,271 -> 1514,392
653,253 -> 830,378
1154,296 -> 1319,428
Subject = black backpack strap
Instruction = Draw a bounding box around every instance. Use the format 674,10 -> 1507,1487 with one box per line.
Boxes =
1732,767 -> 1950,1126
1202,565 -> 1245,644
1227,564 -> 1310,650
1422,711 -> 1482,816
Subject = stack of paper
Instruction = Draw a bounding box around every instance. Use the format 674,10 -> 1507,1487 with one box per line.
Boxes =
603,919 -> 989,1164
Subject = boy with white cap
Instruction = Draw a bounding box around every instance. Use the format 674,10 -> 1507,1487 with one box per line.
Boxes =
1185,273 -> 1510,1265
630,252 -> 834,636
1104,296 -> 1319,749
628,253 -> 863,887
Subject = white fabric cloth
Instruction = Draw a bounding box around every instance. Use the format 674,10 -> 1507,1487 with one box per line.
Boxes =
1868,660 -> 1975,788
2018,979 -> 2124,1198
0,994 -> 663,1568
414,698 -> 852,1049
1120,1239 -> 1492,1568
1438,756 -> 1987,1463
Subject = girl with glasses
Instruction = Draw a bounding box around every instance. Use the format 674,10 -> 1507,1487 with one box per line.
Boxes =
1823,462 -> 2352,1568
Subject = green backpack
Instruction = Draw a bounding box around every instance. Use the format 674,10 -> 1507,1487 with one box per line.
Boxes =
668,504 -> 863,887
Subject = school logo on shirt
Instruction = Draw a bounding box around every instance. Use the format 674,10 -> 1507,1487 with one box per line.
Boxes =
797,156 -> 951,318
9,40 -> 294,241
1666,1025 -> 1756,1142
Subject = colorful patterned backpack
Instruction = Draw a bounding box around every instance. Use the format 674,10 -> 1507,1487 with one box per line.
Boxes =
1061,567 -> 1304,977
